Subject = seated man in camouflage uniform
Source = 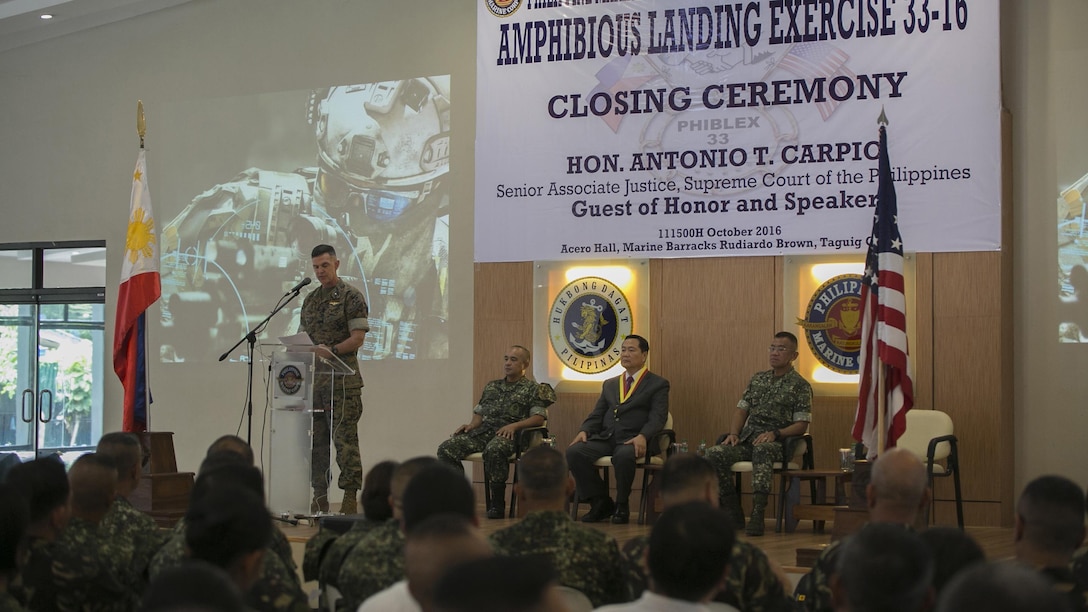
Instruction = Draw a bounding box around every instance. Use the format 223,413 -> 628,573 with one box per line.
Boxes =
489,446 -> 627,608
437,345 -> 555,519
345,463 -> 480,612
302,460 -> 397,583
1013,475 -> 1088,612
705,331 -> 813,536
325,457 -> 440,609
833,523 -> 935,612
150,452 -> 309,612
51,453 -> 137,611
794,447 -> 930,612
96,432 -> 169,596
7,457 -> 70,611
622,454 -> 796,612
602,503 -> 738,611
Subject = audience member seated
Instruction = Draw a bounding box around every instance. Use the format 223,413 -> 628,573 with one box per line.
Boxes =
360,514 -> 492,612
432,556 -> 565,612
831,522 -> 935,612
150,453 -> 308,612
334,457 -> 440,611
567,334 -> 669,525
186,486 -> 272,594
489,446 -> 626,607
935,562 -> 1073,612
622,453 -> 795,612
597,502 -> 738,611
7,456 -> 69,610
200,436 -> 296,575
96,432 -> 169,594
436,345 -> 555,519
918,527 -> 985,595
206,434 -> 255,465
0,483 -> 29,611
795,447 -> 930,612
141,561 -> 246,612
1013,475 -> 1088,611
356,464 -> 482,611
53,453 -> 137,611
303,460 -> 397,582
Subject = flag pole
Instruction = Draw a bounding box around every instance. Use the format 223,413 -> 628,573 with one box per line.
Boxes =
876,363 -> 885,455
137,100 -> 152,432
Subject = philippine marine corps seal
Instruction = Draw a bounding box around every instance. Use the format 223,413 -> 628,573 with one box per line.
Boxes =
277,364 -> 304,395
549,276 -> 633,374
485,0 -> 522,18
797,274 -> 864,374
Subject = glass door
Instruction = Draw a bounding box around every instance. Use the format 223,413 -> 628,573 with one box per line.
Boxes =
0,243 -> 106,463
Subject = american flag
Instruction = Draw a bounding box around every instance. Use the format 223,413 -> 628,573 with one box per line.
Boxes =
777,42 -> 856,120
853,125 -> 913,457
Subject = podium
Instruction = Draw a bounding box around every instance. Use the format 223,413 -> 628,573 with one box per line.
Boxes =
267,345 -> 353,516
129,432 -> 194,528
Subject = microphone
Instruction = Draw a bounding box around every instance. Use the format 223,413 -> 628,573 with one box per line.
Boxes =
287,277 -> 312,294
271,513 -> 300,526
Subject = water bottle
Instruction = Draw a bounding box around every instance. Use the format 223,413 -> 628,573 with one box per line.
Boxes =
679,439 -> 689,453
698,439 -> 707,456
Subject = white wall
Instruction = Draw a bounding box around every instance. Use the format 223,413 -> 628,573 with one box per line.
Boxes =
0,0 -> 478,486
1004,0 -> 1088,493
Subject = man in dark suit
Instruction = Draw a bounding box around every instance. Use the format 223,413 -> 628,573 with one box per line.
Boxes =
567,334 -> 670,524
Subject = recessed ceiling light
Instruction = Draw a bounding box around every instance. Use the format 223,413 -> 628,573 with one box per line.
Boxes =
40,14 -> 54,20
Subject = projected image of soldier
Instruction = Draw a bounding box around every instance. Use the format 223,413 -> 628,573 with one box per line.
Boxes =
159,76 -> 450,362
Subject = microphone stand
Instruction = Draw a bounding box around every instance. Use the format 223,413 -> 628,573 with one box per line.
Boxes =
219,286 -> 306,444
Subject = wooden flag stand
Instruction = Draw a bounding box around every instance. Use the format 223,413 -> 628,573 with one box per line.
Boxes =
129,432 -> 194,528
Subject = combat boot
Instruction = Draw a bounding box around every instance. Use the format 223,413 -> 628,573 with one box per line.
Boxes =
746,493 -> 769,536
340,489 -> 358,515
721,493 -> 745,530
311,490 -> 329,514
487,483 -> 507,519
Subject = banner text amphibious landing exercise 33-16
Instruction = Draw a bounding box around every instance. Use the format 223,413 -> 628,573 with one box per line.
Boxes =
475,0 -> 999,262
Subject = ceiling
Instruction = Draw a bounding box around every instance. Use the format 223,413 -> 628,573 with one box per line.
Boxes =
0,0 -> 191,53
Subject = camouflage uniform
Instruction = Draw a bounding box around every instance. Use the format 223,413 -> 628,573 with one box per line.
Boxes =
12,536 -> 56,611
793,539 -> 840,612
1073,546 -> 1088,585
488,510 -> 626,608
300,279 -> 369,492
1040,564 -> 1088,612
316,518 -> 386,588
705,369 -> 812,509
150,519 -> 307,612
0,592 -> 23,612
51,517 -> 137,612
436,378 -> 554,484
100,495 -> 169,596
623,534 -> 796,612
795,525 -> 918,612
335,520 -> 405,612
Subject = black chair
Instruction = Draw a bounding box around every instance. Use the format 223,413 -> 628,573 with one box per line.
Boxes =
716,432 -> 816,532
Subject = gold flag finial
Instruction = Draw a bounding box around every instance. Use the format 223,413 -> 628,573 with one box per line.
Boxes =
137,100 -> 146,149
877,106 -> 889,126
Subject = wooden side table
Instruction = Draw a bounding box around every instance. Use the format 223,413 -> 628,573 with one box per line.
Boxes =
779,469 -> 851,534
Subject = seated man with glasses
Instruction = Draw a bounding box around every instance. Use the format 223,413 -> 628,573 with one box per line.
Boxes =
704,331 -> 813,536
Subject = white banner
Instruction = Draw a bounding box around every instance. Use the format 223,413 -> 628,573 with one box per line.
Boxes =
475,0 -> 1000,262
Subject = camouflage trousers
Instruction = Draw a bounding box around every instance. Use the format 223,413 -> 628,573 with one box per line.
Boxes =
311,386 -> 364,492
704,441 -> 783,502
436,427 -> 516,485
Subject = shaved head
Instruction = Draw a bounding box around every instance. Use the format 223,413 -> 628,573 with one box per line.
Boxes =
871,448 -> 929,508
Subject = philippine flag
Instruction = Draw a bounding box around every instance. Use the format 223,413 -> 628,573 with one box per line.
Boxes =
113,150 -> 161,432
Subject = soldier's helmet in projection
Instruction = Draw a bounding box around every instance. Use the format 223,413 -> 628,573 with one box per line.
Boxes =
311,77 -> 451,223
